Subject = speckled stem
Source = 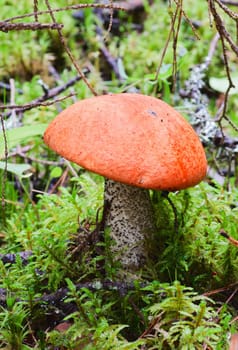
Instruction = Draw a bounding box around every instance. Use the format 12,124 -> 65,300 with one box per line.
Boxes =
104,179 -> 156,271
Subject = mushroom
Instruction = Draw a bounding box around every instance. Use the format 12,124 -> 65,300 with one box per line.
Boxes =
43,93 -> 207,272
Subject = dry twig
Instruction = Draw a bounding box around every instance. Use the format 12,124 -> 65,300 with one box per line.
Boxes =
208,0 -> 237,122
45,0 -> 97,96
0,21 -> 63,32
3,3 -> 126,23
0,114 -> 8,225
33,0 -> 39,22
1,72 -> 89,117
219,229 -> 238,247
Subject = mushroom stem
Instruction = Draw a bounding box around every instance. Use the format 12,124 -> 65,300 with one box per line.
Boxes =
104,179 -> 156,271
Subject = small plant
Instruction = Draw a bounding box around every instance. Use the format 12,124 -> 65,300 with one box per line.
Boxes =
141,281 -> 228,349
0,297 -> 31,350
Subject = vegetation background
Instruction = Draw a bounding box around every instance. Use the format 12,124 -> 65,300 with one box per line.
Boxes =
0,0 -> 238,349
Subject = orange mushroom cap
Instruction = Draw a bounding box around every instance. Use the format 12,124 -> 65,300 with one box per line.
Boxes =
44,93 -> 207,191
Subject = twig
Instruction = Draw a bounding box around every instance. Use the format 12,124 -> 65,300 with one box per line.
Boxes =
208,0 -> 238,56
2,93 -> 75,117
34,0 -> 39,22
171,0 -> 183,91
47,168 -> 69,194
139,313 -> 164,338
219,229 -> 238,247
215,0 -> 238,19
3,3 -> 127,23
64,159 -> 78,178
216,287 -> 238,314
204,281 -> 238,296
223,114 -> 238,133
106,0 -> 114,36
154,3 -> 176,81
154,0 -> 199,83
1,72 -> 89,117
0,113 -> 8,226
16,152 -> 64,166
209,1 -> 235,122
173,0 -> 200,39
220,0 -> 238,6
44,0 -> 98,96
0,22 -> 63,32
208,0 -> 238,124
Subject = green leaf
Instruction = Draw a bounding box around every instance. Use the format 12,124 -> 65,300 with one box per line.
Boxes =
209,76 -> 238,94
50,166 -> 63,179
0,161 -> 32,178
0,124 -> 47,159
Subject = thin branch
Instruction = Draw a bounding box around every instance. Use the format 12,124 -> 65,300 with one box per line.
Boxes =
0,21 -> 63,32
204,281 -> 238,296
33,0 -> 39,22
223,114 -> 238,133
171,0 -> 183,91
0,113 -> 7,226
106,0 -> 114,35
154,4 -> 177,81
216,34 -> 234,122
220,0 -> 238,5
1,72 -> 89,116
154,0 -> 199,84
173,0 -> 200,39
215,0 -> 238,19
3,3 -> 126,24
220,229 -> 238,247
44,0 -> 97,96
208,0 -> 238,56
16,152 -> 64,166
1,93 -> 75,116
208,0 -> 236,122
